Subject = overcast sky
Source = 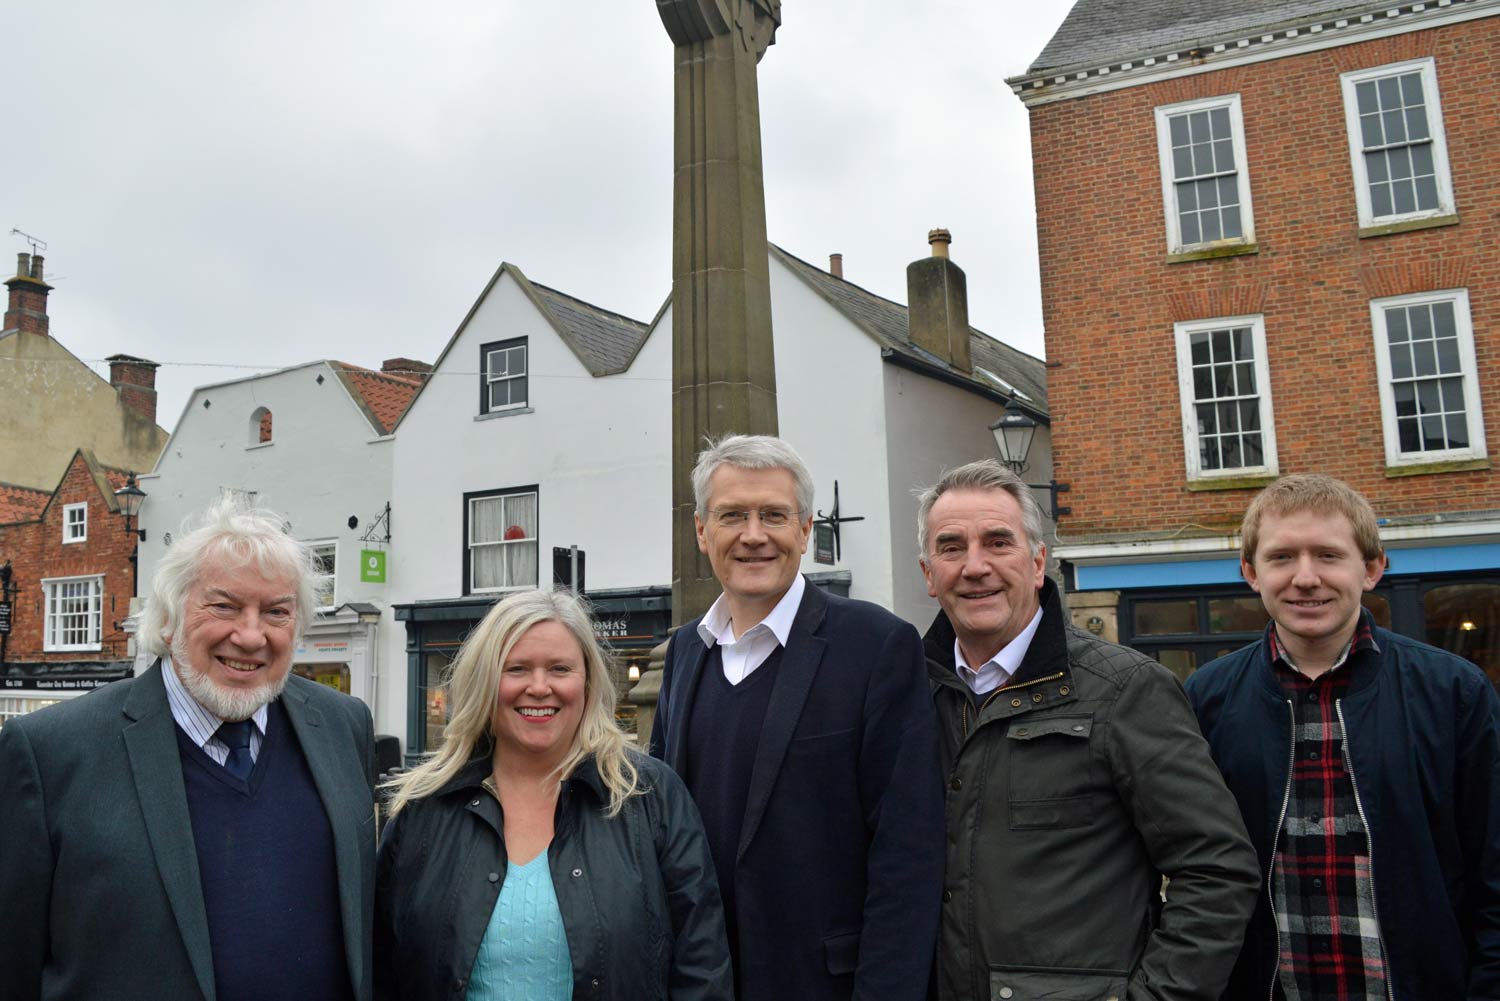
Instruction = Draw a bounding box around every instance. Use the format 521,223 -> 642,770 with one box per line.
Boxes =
8,1 -> 1076,428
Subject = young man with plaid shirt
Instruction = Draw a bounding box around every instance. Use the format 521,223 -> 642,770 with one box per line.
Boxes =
1186,475 -> 1500,1000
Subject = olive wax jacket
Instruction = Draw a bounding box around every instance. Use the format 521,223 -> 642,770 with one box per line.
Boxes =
926,579 -> 1260,1001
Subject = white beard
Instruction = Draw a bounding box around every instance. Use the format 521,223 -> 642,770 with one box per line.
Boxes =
170,637 -> 288,722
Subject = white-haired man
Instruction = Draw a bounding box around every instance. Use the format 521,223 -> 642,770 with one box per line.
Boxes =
0,497 -> 376,1001
650,434 -> 944,1001
917,459 -> 1259,1001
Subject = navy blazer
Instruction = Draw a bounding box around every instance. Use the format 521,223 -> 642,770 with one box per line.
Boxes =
0,662 -> 377,1001
650,580 -> 944,1001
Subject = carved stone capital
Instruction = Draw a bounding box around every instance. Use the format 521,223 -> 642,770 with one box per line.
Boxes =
656,0 -> 780,58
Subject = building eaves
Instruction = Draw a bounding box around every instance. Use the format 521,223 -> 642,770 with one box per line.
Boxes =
769,244 -> 1048,414
1014,0 -> 1497,103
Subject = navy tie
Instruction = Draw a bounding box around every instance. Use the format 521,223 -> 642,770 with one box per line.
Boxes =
217,719 -> 255,783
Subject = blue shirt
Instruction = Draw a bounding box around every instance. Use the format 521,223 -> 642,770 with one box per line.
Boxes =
467,849 -> 572,1001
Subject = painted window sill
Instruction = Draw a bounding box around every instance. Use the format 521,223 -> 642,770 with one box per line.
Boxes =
1358,214 -> 1458,239
1167,242 -> 1258,264
1383,456 -> 1490,478
245,441 -> 274,451
1185,472 -> 1279,492
474,407 -> 534,423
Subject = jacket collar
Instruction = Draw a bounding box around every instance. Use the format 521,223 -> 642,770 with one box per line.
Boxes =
433,737 -> 608,803
924,577 -> 1070,689
1255,608 -> 1385,697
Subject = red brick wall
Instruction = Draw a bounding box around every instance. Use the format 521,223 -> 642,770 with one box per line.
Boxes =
0,456 -> 139,662
1030,18 -> 1500,535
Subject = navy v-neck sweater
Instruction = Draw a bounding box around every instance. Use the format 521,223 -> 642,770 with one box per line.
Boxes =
175,698 -> 353,1001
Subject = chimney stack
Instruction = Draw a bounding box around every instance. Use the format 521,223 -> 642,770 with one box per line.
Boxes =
105,354 -> 161,426
381,357 -> 433,383
829,253 -> 843,280
4,252 -> 54,336
905,228 -> 971,372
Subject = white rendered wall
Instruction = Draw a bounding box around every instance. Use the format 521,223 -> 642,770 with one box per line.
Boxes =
384,271 -> 672,739
767,258 -> 897,611
136,362 -> 396,710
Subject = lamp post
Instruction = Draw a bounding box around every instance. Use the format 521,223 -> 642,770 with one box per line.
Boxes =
989,403 -> 1071,520
114,474 -> 147,596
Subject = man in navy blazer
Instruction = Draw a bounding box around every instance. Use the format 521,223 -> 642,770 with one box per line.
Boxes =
0,497 -> 376,1001
650,434 -> 944,1001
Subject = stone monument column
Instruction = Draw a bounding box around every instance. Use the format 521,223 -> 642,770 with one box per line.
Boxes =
655,0 -> 782,625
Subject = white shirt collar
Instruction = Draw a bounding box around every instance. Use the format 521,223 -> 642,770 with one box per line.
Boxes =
698,572 -> 806,650
953,605 -> 1045,695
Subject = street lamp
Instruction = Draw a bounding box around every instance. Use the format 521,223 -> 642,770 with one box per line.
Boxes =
988,403 -> 1071,520
114,474 -> 147,597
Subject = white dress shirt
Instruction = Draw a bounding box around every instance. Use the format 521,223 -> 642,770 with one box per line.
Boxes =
162,656 -> 268,765
696,573 -> 807,685
954,606 -> 1045,696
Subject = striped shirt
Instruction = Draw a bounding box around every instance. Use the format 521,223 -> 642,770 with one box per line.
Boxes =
161,657 -> 268,766
1268,615 -> 1387,1001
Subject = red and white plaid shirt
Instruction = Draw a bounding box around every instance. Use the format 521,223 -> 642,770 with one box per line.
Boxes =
1267,613 -> 1388,1001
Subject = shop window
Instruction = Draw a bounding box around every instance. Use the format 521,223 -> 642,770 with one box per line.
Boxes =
0,696 -> 63,727
1361,593 -> 1392,629
309,541 -> 337,611
1133,598 -> 1199,636
1423,583 -> 1499,686
293,662 -> 350,694
423,651 -> 454,748
1207,596 -> 1270,634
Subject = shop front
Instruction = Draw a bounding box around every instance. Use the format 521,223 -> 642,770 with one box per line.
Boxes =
394,587 -> 672,763
0,659 -> 134,725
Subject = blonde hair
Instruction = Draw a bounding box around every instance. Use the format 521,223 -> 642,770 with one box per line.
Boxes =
1241,474 -> 1383,563
383,589 -> 640,818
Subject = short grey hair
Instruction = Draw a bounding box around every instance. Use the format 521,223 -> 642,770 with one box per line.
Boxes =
915,459 -> 1046,557
138,494 -> 319,657
691,434 -> 814,517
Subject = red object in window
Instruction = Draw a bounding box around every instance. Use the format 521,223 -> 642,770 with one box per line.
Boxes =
504,525 -> 527,541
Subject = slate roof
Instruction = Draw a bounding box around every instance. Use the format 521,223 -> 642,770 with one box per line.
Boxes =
529,282 -> 650,376
331,363 -> 424,436
1030,0 -> 1400,73
0,481 -> 49,523
769,245 -> 1048,413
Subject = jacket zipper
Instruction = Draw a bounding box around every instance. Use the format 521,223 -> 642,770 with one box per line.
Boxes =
958,671 -> 1066,740
1265,699 -> 1295,1001
1335,698 -> 1395,1001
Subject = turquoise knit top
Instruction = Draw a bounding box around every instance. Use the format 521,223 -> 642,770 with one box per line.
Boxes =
466,849 -> 573,1001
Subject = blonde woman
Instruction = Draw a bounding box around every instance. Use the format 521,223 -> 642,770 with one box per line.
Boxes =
374,589 -> 731,1001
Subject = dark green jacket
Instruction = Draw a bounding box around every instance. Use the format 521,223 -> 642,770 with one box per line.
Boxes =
925,580 -> 1259,1001
374,749 -> 732,1001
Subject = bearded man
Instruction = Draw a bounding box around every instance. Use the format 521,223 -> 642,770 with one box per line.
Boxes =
0,497 -> 376,1001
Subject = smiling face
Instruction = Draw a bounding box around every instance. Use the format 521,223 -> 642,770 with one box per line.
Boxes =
169,560 -> 298,722
1243,507 -> 1384,669
490,620 -> 587,768
695,465 -> 812,627
921,487 -> 1047,666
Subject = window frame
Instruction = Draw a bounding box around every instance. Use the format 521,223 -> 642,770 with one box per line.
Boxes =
1369,288 -> 1487,468
463,486 -> 540,595
478,337 -> 529,415
62,502 -> 88,544
1340,58 -> 1456,229
42,574 -> 104,652
1173,314 -> 1280,482
308,540 -> 338,613
1154,93 -> 1257,255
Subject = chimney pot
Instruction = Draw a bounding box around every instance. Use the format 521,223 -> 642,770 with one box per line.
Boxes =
928,228 -> 952,259
15,253 -> 28,278
29,254 -> 44,281
829,253 -> 843,279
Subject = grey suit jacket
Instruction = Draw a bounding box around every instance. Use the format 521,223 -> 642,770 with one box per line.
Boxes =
0,661 -> 377,1001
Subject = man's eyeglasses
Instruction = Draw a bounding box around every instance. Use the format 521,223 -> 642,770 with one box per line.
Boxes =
708,507 -> 801,529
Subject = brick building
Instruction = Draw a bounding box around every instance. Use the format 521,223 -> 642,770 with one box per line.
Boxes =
0,449 -> 140,722
1011,0 -> 1498,685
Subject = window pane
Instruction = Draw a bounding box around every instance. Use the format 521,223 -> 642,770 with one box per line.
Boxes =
1207,597 -> 1269,633
1169,114 -> 1189,147
1382,108 -> 1407,144
1423,583 -> 1500,687
1210,328 -> 1232,360
471,497 -> 503,543
1217,176 -> 1238,208
1390,343 -> 1413,380
1393,178 -> 1416,215
1221,205 -> 1242,240
486,349 -> 508,378
472,544 -> 504,590
1235,362 -> 1256,395
507,541 -> 539,587
1361,593 -> 1392,630
1154,649 -> 1198,684
1412,339 -> 1438,378
1190,332 -> 1211,366
1200,209 -> 1221,243
1242,431 -> 1264,467
1366,149 -> 1389,182
1355,80 -> 1378,116
1193,367 -> 1213,400
1397,415 -> 1420,452
1173,146 -> 1193,179
1214,363 -> 1235,398
1221,435 -> 1242,469
1133,599 -> 1199,635
1445,413 -> 1469,449
1421,414 -> 1445,449
1180,212 -> 1200,246
1399,72 -> 1425,109
1189,110 -> 1211,143
489,380 -> 511,410
1385,307 -> 1409,342
1360,110 -> 1384,147
1239,399 -> 1261,432
1200,437 -> 1221,471
1406,105 -> 1430,142
1209,106 -> 1230,138
1377,74 -> 1401,108
1213,139 -> 1235,172
1197,402 -> 1219,434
